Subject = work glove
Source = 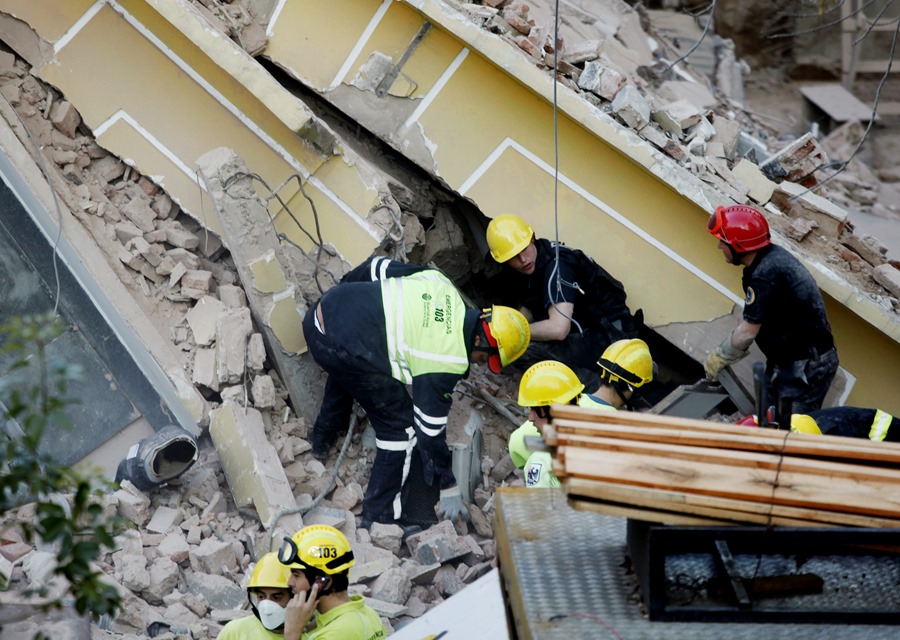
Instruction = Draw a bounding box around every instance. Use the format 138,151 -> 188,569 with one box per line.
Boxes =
704,337 -> 749,380
435,486 -> 470,523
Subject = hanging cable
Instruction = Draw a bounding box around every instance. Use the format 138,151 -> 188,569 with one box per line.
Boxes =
547,0 -> 584,335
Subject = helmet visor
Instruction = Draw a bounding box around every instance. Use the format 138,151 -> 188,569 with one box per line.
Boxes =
278,536 -> 302,567
707,206 -> 727,241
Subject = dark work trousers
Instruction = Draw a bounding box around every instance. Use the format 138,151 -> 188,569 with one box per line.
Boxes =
767,347 -> 840,415
302,306 -> 418,525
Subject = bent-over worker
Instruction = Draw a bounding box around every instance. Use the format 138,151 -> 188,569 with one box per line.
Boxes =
303,256 -> 530,529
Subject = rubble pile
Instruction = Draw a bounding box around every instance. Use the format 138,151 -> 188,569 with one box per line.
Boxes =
0,40 -> 527,639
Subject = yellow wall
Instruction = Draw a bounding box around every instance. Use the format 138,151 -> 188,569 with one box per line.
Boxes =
2,0 -> 385,259
261,0 -> 900,413
2,0 -> 896,413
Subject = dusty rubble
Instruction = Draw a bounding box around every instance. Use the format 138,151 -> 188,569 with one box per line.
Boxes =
0,44 -> 527,640
1,0 -> 900,637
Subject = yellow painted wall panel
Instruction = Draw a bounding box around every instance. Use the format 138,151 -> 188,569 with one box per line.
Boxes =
354,3 -> 423,71
265,0 -> 384,90
824,294 -> 900,414
117,0 -> 314,147
95,119 -> 218,233
35,4 -> 377,259
38,7 -> 277,173
310,154 -> 381,222
387,20 -> 463,99
0,0 -> 94,41
421,53 -> 549,189
278,186 -> 375,266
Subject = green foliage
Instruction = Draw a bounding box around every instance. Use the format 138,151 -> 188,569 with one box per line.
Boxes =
0,312 -> 123,618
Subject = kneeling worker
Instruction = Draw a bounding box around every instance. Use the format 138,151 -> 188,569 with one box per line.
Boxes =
510,339 -> 654,487
279,525 -> 386,640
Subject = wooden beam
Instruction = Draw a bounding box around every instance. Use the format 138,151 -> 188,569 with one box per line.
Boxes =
559,446 -> 900,520
548,420 -> 900,467
554,432 -> 900,486
565,478 -> 900,528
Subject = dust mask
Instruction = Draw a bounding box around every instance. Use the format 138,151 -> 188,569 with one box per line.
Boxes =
257,599 -> 285,630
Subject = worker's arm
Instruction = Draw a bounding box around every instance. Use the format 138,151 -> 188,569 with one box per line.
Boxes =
730,319 -> 760,351
704,320 -> 759,380
528,301 -> 575,342
283,583 -> 319,640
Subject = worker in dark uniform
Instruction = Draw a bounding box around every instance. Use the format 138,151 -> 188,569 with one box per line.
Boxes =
486,213 -> 639,389
740,408 -> 899,442
807,407 -> 900,441
302,256 -> 530,530
703,204 -> 839,414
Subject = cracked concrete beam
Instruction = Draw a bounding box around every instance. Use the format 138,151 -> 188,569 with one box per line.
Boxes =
197,146 -> 323,426
209,400 -> 303,539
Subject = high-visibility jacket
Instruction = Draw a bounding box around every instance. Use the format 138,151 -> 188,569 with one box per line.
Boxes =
513,394 -> 616,488
319,257 -> 479,489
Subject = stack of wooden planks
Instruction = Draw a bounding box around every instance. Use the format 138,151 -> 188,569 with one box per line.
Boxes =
545,404 -> 900,528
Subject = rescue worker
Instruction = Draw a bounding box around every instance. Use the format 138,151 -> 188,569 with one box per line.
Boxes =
510,339 -> 654,488
303,256 -> 530,529
739,408 -> 899,442
703,204 -> 839,414
218,552 -> 292,640
278,525 -> 385,640
809,407 -> 899,441
486,213 -> 639,389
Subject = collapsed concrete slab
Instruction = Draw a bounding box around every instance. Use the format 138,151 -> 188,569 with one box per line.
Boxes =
208,400 -> 303,541
197,147 -> 324,426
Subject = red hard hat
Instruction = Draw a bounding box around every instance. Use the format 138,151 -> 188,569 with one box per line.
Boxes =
707,205 -> 770,252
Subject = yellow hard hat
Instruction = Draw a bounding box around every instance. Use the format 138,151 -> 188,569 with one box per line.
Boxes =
487,214 -> 533,263
483,305 -> 531,373
508,421 -> 541,469
278,525 -> 355,576
248,552 -> 292,590
790,414 -> 821,435
517,360 -> 584,407
598,339 -> 653,389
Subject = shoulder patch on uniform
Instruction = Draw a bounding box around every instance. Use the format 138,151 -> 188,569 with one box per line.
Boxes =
525,461 -> 543,487
745,286 -> 756,305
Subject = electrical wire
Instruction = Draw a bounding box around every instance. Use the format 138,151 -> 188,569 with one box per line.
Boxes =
265,409 -> 361,551
220,169 -> 345,294
546,0 -> 584,336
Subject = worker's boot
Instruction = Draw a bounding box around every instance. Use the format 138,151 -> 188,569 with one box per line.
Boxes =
310,427 -> 340,460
